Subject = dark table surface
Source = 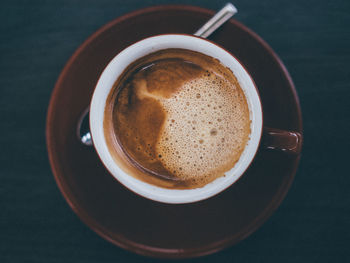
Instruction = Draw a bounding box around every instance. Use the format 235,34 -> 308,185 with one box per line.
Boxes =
1,0 -> 349,262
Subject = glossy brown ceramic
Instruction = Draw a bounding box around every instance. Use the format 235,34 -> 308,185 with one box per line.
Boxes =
46,5 -> 303,259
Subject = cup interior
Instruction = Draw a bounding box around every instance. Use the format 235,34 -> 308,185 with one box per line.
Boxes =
90,34 -> 262,204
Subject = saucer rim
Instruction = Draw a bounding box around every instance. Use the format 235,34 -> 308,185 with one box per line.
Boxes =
46,4 -> 303,259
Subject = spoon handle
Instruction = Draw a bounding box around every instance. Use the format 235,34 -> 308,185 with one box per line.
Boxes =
78,3 -> 238,146
194,3 -> 237,38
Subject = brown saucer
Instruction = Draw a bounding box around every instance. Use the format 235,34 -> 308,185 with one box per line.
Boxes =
46,5 -> 302,259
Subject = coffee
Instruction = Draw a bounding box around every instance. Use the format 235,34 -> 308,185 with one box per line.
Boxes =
104,49 -> 251,189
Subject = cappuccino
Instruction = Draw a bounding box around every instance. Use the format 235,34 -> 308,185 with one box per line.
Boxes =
104,49 -> 250,189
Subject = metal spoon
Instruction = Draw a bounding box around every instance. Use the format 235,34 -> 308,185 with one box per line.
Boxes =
78,3 -> 237,146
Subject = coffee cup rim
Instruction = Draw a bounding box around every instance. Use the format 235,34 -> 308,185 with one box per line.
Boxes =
90,34 -> 263,204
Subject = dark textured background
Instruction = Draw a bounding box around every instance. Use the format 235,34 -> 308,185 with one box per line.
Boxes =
1,0 -> 349,262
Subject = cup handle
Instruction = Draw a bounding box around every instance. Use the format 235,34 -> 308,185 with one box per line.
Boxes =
262,127 -> 302,155
79,108 -> 303,154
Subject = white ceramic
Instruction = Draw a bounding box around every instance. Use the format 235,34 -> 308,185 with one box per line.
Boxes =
90,34 -> 263,204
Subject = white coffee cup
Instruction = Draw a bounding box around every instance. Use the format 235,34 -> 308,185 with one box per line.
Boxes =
90,34 -> 263,204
